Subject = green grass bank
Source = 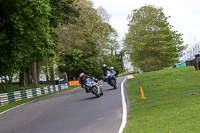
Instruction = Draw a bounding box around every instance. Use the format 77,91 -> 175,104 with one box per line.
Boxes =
124,66 -> 200,133
118,71 -> 139,77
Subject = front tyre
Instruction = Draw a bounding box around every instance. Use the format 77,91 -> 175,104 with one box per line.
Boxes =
111,79 -> 117,89
92,86 -> 100,97
100,87 -> 103,96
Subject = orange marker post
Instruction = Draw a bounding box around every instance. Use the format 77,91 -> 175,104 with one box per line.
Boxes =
69,81 -> 80,86
140,86 -> 146,99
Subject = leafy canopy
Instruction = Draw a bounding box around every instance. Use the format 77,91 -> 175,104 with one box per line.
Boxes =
124,5 -> 186,72
57,0 -> 124,79
0,0 -> 54,78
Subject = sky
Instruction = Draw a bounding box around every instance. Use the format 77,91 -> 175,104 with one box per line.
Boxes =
91,0 -> 200,48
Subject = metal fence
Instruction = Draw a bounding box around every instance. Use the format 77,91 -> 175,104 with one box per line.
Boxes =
179,43 -> 200,62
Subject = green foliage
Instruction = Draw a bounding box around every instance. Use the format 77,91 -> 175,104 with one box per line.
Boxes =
124,66 -> 200,132
58,48 -> 102,79
0,0 -> 123,83
48,0 -> 80,50
0,0 -> 54,77
57,0 -> 124,79
100,53 -> 124,75
58,0 -> 113,57
0,0 -> 80,84
0,84 -> 46,94
124,5 -> 186,72
49,0 -> 80,28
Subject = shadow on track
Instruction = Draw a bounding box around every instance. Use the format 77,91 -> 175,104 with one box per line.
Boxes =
103,88 -> 116,91
80,96 -> 100,101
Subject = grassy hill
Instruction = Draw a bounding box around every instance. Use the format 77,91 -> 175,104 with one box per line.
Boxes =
124,66 -> 200,133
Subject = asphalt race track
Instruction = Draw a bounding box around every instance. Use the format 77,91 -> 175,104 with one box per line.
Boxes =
0,77 -> 128,133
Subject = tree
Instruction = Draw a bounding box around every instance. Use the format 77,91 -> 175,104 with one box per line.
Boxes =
0,0 -> 80,85
57,0 -> 113,57
40,0 -> 80,82
58,48 -> 101,79
49,0 -> 80,28
57,0 -> 124,79
124,5 -> 186,72
99,29 -> 124,74
0,0 -> 54,85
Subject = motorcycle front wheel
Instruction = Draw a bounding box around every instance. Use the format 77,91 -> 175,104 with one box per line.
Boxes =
91,86 -> 100,97
111,79 -> 117,89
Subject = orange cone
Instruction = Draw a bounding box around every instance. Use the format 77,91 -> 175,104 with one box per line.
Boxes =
140,86 -> 146,99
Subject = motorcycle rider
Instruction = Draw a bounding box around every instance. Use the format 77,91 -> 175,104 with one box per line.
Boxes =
102,64 -> 111,81
79,73 -> 99,93
102,65 -> 117,88
110,66 -> 117,82
79,73 -> 89,93
110,67 -> 116,75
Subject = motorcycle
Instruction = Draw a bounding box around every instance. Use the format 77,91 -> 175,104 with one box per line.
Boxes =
105,70 -> 117,89
85,77 -> 103,97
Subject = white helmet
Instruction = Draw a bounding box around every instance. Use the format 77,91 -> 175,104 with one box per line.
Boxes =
111,67 -> 114,70
103,64 -> 106,67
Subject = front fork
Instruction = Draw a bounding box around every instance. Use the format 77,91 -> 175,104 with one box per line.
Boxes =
97,84 -> 102,94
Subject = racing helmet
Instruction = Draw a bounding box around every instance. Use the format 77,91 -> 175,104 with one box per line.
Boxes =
102,64 -> 106,68
111,67 -> 114,70
79,73 -> 85,79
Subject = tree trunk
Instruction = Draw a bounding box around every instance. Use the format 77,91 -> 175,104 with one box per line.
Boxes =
19,67 -> 26,86
36,62 -> 40,85
8,75 -> 13,84
26,67 -> 32,85
49,66 -> 54,80
45,67 -> 49,81
31,61 -> 37,85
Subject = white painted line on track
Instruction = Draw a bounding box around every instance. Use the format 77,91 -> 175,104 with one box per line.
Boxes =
0,87 -> 81,116
118,76 -> 127,133
0,103 -> 27,115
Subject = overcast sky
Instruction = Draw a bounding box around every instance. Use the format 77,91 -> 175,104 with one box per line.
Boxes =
91,0 -> 200,48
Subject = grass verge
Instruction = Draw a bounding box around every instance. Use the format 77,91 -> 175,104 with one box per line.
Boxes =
118,71 -> 139,77
0,84 -> 47,93
123,66 -> 200,133
0,85 -> 80,113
